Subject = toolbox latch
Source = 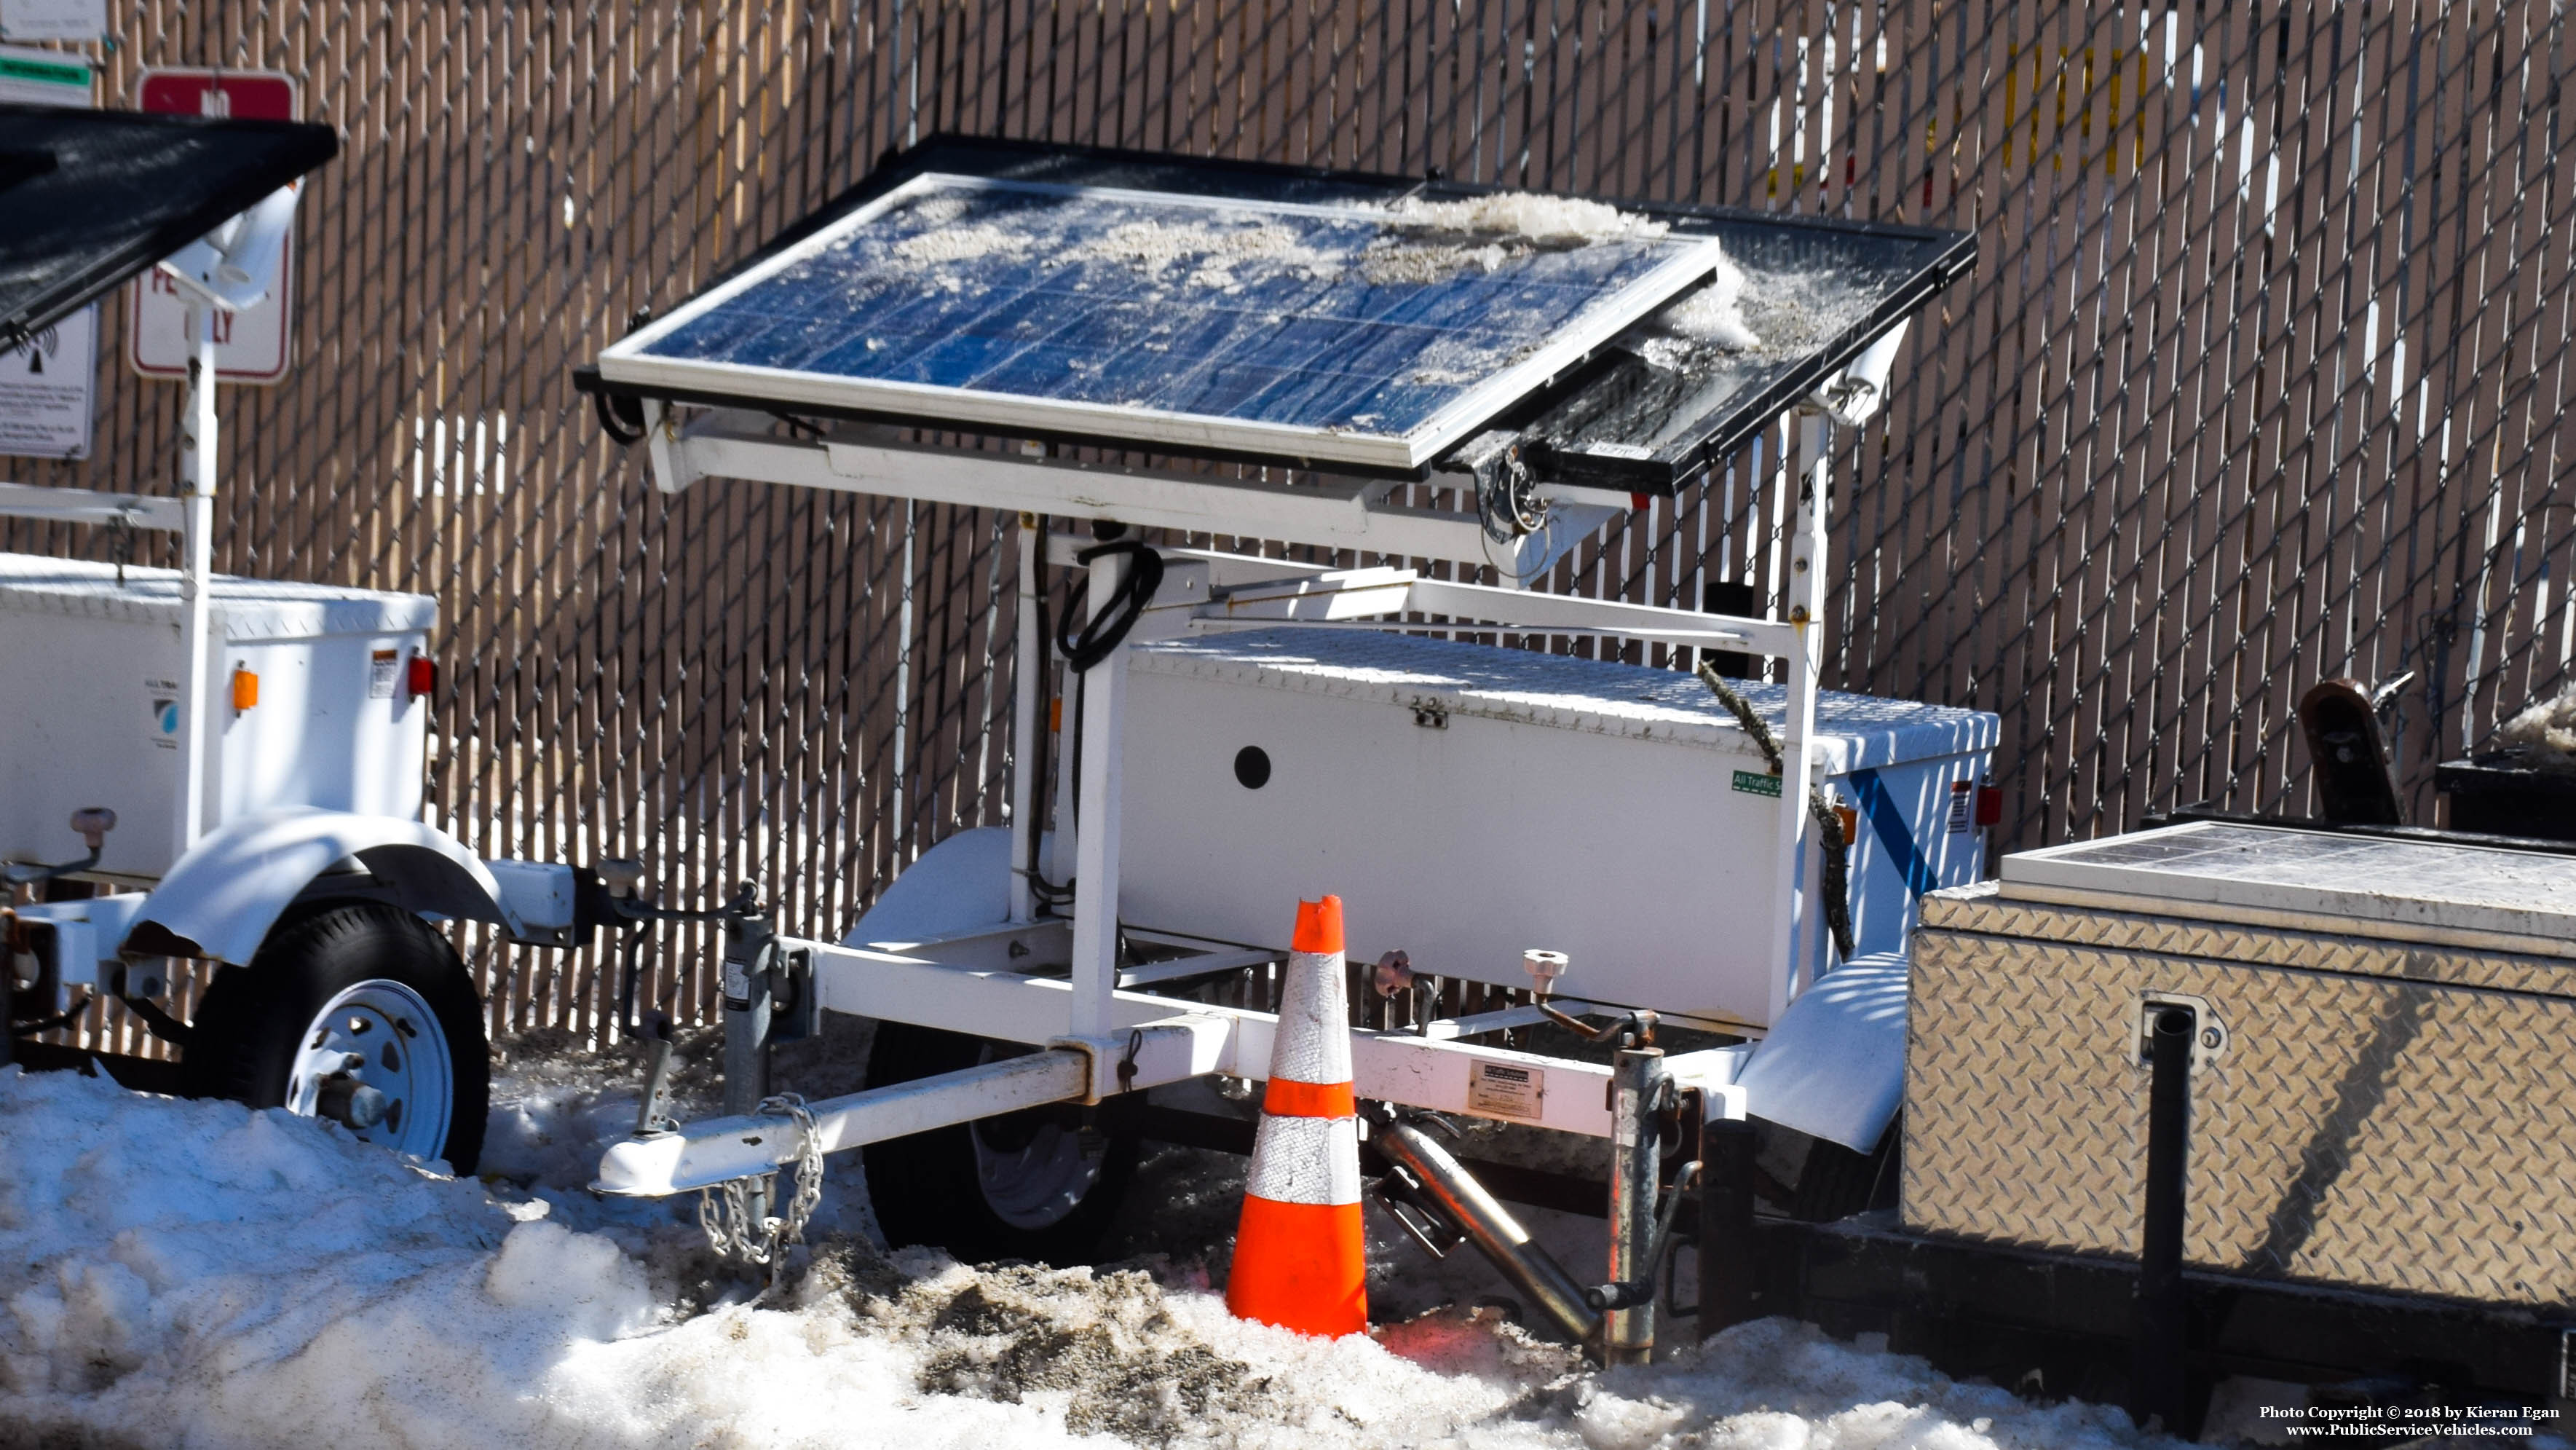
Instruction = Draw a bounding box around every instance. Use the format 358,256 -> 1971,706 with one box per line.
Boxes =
2132,991 -> 2226,1072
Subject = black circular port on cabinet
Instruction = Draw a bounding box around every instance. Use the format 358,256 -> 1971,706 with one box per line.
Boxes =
1233,746 -> 1271,789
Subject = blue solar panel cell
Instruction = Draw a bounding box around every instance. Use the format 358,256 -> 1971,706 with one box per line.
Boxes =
604,176 -> 1726,468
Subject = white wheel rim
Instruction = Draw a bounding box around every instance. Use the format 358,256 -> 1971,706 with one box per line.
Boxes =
284,980 -> 454,1162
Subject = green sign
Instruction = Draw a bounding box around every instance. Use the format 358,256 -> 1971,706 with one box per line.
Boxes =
0,45 -> 92,106
1731,769 -> 1782,798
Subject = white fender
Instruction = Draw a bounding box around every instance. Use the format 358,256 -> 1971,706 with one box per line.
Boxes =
130,806 -> 523,965
844,826 -> 1031,948
1732,951 -> 1910,1152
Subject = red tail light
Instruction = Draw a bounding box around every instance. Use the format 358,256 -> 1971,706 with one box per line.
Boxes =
406,654 -> 436,698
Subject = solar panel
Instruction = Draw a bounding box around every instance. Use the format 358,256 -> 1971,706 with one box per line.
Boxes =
596,175 -> 1729,471
0,105 -> 339,351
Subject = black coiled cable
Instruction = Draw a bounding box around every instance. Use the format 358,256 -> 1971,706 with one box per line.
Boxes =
1055,538 -> 1164,672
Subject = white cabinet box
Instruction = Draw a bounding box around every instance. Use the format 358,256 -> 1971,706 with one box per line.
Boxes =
1116,629 -> 1999,1028
0,553 -> 435,880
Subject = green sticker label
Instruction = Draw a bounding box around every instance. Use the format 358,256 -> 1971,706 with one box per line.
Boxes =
0,56 -> 90,89
1731,769 -> 1782,798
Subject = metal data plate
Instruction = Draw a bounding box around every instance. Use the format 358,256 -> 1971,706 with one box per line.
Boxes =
0,104 -> 339,350
599,172 -> 1726,473
579,135 -> 1972,488
2002,819 -> 2576,947
1905,883 -> 2576,1307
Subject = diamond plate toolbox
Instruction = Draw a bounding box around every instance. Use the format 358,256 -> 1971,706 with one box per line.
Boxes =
1903,825 -> 2576,1307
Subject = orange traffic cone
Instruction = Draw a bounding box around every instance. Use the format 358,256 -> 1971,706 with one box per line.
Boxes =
1225,894 -> 1368,1337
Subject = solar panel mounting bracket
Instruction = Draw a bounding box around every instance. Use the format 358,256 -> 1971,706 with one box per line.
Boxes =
641,405 -> 1611,582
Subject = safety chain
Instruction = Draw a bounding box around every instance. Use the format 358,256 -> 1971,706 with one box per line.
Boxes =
695,1093 -> 825,1266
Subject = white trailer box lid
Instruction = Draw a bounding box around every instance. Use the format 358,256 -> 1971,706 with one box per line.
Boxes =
0,553 -> 435,637
1119,628 -> 1998,1027
1130,628 -> 1995,770
0,553 -> 435,880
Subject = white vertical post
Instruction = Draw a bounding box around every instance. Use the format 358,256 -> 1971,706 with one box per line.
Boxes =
1766,408 -> 1833,1025
175,301 -> 219,856
1008,514 -> 1040,923
1067,545 -> 1128,1039
1046,638 -> 1080,889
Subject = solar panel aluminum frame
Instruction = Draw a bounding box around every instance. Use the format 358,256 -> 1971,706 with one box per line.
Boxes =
594,172 -> 1731,474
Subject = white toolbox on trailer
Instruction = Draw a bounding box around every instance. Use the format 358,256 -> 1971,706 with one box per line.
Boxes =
0,552 -> 435,881
1118,628 -> 2000,1028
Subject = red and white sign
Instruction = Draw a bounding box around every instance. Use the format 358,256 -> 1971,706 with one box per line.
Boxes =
127,68 -> 301,385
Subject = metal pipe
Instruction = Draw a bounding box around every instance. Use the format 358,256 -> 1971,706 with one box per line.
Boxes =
1606,1045 -> 1664,1364
1697,1115 -> 1757,1336
2133,1007 -> 2194,1433
1008,514 -> 1040,923
1067,540 -> 1127,1041
176,301 -> 218,856
596,1046 -> 1091,1195
1765,408 -> 1833,1023
1378,1119 -> 1602,1344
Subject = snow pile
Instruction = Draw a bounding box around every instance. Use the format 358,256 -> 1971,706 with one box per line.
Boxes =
3,1061 -> 2192,1449
1354,193 -> 1673,287
2495,683 -> 2576,773
1630,254 -> 1761,367
1379,192 -> 1669,245
895,221 -> 1035,267
1059,218 -> 1335,291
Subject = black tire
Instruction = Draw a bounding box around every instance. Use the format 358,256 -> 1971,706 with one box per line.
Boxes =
180,901 -> 490,1174
861,1020 -> 1138,1264
1787,1119 -> 1902,1223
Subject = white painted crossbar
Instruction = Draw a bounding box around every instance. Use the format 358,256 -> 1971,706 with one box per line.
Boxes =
593,1047 -> 1089,1197
807,939 -> 1629,1138
0,483 -> 183,531
593,1009 -> 1236,1196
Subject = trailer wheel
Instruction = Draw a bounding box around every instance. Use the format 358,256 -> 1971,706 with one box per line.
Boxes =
179,902 -> 489,1174
861,1021 -> 1138,1265
1786,1119 -> 1902,1223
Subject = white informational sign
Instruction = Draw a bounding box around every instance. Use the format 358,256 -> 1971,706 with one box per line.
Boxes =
127,68 -> 299,385
0,306 -> 96,460
0,42 -> 89,103
0,0 -> 103,43
130,267 -> 292,382
0,42 -> 92,458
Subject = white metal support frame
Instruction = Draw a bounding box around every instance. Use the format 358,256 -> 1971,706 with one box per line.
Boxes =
1067,545 -> 1127,1040
1008,514 -> 1042,923
175,302 -> 218,854
1767,408 -> 1832,1024
598,321 -> 1912,1197
147,182 -> 308,858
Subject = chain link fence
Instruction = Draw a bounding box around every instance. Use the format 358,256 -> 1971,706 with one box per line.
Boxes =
14,0 -> 2573,1048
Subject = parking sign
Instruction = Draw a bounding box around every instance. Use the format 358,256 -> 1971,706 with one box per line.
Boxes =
127,68 -> 301,384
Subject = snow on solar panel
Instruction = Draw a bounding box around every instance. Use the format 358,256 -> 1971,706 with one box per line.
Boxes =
596,175 -> 1730,470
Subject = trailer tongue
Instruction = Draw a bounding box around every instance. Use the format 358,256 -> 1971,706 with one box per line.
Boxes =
574,136 -> 1981,1362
